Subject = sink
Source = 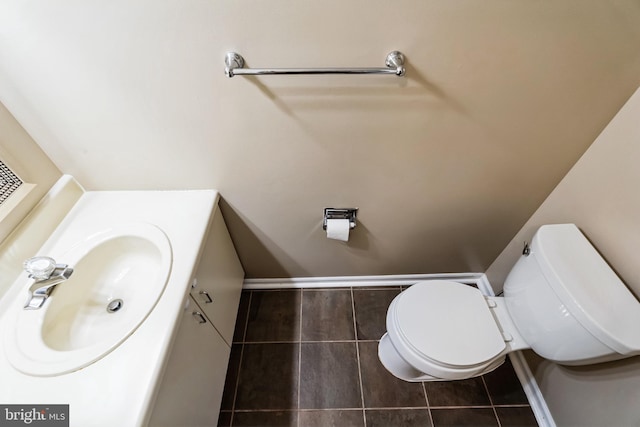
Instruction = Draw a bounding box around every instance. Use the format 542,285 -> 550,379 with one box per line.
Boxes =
3,223 -> 172,376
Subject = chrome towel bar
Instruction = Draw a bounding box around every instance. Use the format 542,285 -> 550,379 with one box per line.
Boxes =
224,51 -> 406,78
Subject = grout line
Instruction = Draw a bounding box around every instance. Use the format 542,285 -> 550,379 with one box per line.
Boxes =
232,405 -> 519,412
350,287 -> 367,427
238,341 -> 301,344
422,382 -> 435,427
232,405 -> 527,413
297,286 -> 404,292
481,375 -> 502,427
478,281 -> 506,426
229,290 -> 252,427
233,337 -> 380,346
238,339 -> 370,344
492,404 -> 533,408
234,405 -> 510,412
229,344 -> 241,427
240,291 -> 252,343
233,408 -> 364,413
429,405 -> 497,409
230,404 -> 532,413
297,288 -> 303,427
364,406 -> 430,410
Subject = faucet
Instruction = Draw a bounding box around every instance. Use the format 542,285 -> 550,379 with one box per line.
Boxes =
23,256 -> 74,310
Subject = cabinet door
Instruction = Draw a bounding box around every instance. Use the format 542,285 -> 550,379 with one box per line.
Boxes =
149,297 -> 231,427
190,207 -> 244,345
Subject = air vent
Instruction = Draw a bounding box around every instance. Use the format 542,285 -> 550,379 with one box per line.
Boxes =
0,160 -> 23,206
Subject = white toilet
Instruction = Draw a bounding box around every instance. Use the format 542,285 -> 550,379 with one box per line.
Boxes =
378,223 -> 640,382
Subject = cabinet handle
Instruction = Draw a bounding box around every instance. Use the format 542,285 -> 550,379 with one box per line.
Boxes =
192,311 -> 207,324
199,290 -> 213,304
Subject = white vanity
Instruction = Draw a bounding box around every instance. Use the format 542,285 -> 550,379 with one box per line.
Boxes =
0,182 -> 244,426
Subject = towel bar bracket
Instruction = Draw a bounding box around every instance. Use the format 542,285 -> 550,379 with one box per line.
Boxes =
225,52 -> 245,75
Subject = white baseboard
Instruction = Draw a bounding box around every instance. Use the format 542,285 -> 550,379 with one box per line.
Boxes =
243,272 -> 485,289
509,351 -> 556,427
244,272 -> 555,427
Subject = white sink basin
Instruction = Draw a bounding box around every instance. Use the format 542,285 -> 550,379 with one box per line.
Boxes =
3,223 -> 172,376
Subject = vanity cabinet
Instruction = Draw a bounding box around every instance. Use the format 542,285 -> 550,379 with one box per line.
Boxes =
189,206 -> 245,345
148,296 -> 230,427
149,205 -> 244,426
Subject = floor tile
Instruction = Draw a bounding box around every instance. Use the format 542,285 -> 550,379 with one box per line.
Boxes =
220,286 -> 534,427
353,288 -> 400,341
365,409 -> 432,427
233,410 -> 297,427
425,376 -> 491,407
483,357 -> 529,405
233,291 -> 251,343
495,406 -> 538,426
431,408 -> 499,427
299,342 -> 362,409
217,410 -> 232,427
358,341 -> 427,408
298,410 -> 364,427
245,290 -> 301,342
220,344 -> 243,410
301,290 -> 354,341
235,343 -> 299,410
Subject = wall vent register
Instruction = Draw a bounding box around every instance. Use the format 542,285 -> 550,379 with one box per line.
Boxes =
0,160 -> 23,206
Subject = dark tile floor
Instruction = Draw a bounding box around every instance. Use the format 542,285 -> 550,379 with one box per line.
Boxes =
219,287 -> 538,427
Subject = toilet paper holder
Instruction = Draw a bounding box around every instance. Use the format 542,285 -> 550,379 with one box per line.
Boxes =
322,208 -> 358,230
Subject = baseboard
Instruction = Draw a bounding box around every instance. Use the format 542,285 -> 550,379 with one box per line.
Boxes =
508,351 -> 556,427
244,272 -> 556,427
243,272 -> 485,289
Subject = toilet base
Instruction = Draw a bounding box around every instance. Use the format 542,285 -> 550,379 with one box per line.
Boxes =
378,333 -> 505,382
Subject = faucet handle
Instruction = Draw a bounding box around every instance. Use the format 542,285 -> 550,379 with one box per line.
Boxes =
24,256 -> 57,280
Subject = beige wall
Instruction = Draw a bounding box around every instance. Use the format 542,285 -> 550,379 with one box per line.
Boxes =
486,87 -> 640,426
0,102 -> 68,300
0,102 -> 61,243
1,1 -> 640,278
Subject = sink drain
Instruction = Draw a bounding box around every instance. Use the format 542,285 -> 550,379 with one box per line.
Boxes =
107,299 -> 124,313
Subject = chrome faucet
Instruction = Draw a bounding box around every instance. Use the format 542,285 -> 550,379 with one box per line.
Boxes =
23,256 -> 73,310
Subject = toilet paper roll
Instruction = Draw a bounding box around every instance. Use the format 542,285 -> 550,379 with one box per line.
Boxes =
326,218 -> 350,242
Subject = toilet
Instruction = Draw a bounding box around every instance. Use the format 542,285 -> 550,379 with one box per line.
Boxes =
378,223 -> 640,382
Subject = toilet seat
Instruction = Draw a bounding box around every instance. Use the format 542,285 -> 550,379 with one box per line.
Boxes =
385,280 -> 507,380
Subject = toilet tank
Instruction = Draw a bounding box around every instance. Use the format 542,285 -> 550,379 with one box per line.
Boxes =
503,224 -> 640,365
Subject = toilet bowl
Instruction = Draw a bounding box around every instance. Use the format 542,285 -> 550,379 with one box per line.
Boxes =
379,224 -> 640,382
379,280 -> 527,381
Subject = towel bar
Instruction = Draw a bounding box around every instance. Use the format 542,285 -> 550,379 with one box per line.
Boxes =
225,51 -> 406,78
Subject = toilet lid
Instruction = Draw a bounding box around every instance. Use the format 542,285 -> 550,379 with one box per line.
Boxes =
391,281 -> 506,368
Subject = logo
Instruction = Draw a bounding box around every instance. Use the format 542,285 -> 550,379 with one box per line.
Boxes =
0,406 -> 68,427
